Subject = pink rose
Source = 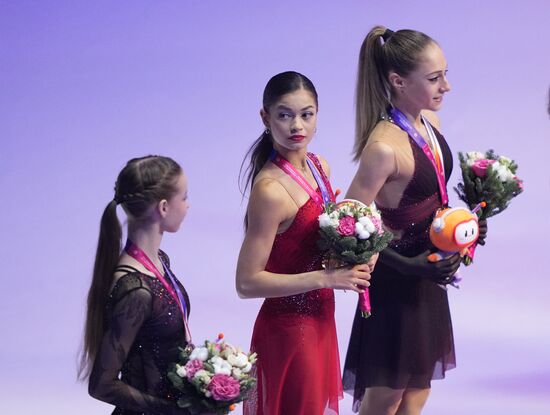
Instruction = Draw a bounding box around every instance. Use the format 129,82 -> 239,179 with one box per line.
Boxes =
185,359 -> 204,380
207,374 -> 241,401
336,215 -> 356,236
471,159 -> 495,178
370,216 -> 383,233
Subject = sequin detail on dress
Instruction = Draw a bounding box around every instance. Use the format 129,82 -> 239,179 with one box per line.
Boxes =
89,251 -> 190,415
243,154 -> 343,415
343,127 -> 456,412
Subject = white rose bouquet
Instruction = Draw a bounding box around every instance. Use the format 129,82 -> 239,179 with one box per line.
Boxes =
317,199 -> 393,318
454,149 -> 523,264
167,333 -> 257,414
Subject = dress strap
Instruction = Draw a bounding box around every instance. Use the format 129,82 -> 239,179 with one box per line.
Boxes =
307,153 -> 335,201
115,265 -> 141,274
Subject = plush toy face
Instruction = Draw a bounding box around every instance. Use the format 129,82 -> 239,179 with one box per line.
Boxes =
430,207 -> 479,252
454,219 -> 478,246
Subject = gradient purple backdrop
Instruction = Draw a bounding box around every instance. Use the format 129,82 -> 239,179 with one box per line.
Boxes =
1,1 -> 549,414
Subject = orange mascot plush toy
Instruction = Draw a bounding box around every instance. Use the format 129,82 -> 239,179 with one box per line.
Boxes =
427,202 -> 486,263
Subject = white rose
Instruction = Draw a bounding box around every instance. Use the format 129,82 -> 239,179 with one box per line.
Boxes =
355,216 -> 376,239
232,368 -> 243,379
205,390 -> 212,398
189,347 -> 209,361
318,213 -> 333,228
215,364 -> 231,376
242,361 -> 253,373
355,223 -> 371,240
492,162 -> 514,182
176,364 -> 187,378
211,356 -> 232,375
228,352 -> 249,368
358,216 -> 376,234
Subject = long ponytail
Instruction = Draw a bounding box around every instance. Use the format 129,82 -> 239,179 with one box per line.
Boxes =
353,26 -> 390,161
239,130 -> 274,199
78,155 -> 182,380
353,26 -> 435,161
78,199 -> 121,380
239,131 -> 273,229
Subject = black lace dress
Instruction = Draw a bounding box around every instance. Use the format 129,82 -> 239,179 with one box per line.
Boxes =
89,251 -> 190,415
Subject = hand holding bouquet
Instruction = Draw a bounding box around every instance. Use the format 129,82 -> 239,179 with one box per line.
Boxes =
167,334 -> 257,414
317,199 -> 393,318
454,150 -> 523,264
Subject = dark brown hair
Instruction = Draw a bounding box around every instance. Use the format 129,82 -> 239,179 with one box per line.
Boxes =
353,26 -> 436,160
78,155 -> 182,380
239,71 -> 318,227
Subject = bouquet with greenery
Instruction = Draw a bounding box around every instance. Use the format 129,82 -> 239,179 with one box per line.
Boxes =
167,334 -> 257,414
454,150 -> 523,264
317,199 -> 393,317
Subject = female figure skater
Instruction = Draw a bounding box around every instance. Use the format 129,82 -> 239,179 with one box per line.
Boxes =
343,27 -> 484,415
237,71 -> 372,415
79,155 -> 206,414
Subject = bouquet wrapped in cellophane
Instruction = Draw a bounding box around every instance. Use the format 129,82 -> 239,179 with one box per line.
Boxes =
454,149 -> 523,264
167,334 -> 257,414
317,199 -> 393,318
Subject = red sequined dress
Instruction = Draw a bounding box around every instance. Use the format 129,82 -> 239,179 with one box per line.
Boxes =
243,155 -> 342,415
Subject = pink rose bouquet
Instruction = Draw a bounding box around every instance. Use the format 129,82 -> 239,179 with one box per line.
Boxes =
455,149 -> 523,264
318,199 -> 393,318
168,333 -> 257,414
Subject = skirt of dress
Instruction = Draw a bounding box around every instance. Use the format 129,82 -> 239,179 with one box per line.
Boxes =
342,261 -> 456,412
244,289 -> 343,415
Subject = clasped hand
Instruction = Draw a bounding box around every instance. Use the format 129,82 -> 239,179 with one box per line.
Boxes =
402,250 -> 461,285
325,263 -> 371,293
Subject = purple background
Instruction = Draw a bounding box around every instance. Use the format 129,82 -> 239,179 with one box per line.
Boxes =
1,1 -> 549,414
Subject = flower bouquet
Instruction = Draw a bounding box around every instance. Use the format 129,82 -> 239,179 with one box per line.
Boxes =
167,334 -> 257,414
317,199 -> 393,318
454,150 -> 523,264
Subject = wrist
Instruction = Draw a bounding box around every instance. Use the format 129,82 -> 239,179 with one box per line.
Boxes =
395,256 -> 412,275
315,269 -> 328,289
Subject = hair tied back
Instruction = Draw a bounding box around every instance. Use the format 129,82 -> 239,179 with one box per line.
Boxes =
382,28 -> 394,42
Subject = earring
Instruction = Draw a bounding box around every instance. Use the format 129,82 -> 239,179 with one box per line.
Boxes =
265,128 -> 271,135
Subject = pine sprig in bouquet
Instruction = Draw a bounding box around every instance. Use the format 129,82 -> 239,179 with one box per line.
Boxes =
317,199 -> 393,317
454,150 -> 523,264
167,334 -> 257,414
